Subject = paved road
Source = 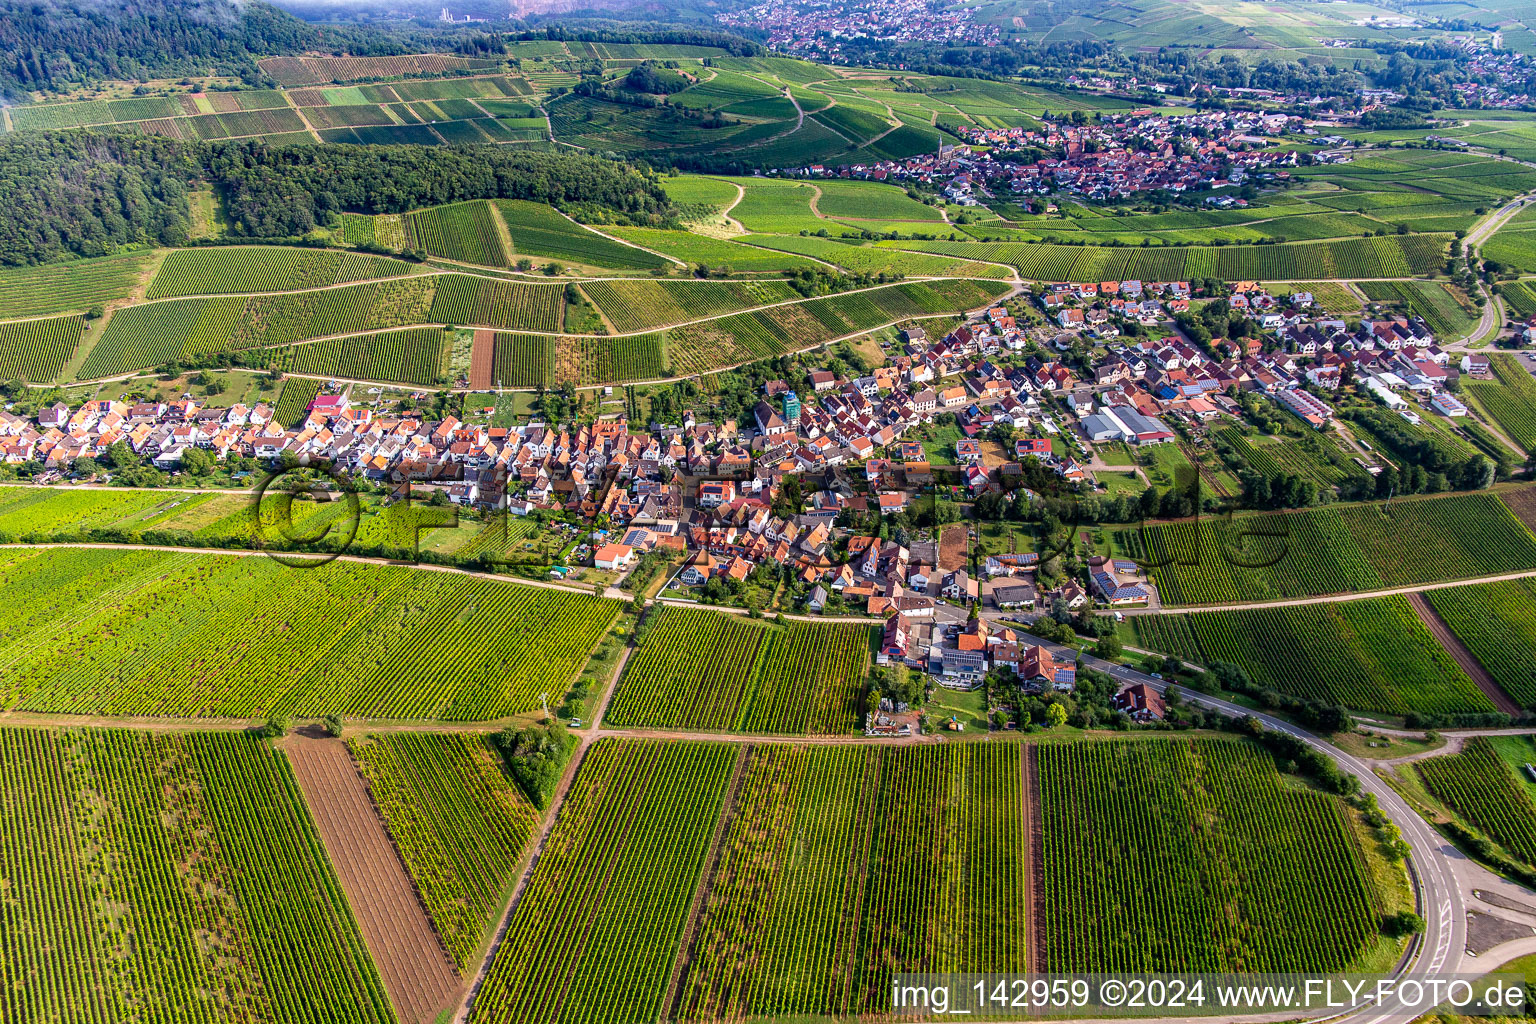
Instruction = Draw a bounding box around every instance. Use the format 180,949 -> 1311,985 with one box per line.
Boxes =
1073,646 -> 1473,1024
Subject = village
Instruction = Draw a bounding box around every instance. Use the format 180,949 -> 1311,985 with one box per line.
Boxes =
768,108 -> 1308,202
0,269 -> 1500,722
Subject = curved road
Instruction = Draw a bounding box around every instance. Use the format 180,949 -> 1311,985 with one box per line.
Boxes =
1080,646 -> 1475,1024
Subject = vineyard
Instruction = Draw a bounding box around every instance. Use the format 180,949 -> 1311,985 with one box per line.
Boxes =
1356,280 -> 1475,338
1212,426 -> 1369,492
281,327 -> 451,385
0,726 -> 394,1024
473,738 -> 1026,1023
0,485 -> 174,537
0,314 -> 83,381
0,251 -> 152,319
1418,737 -> 1536,864
1120,597 -> 1493,715
404,201 -> 510,267
1425,578 -> 1536,708
677,743 -> 1025,1019
80,296 -> 247,378
1465,354 -> 1536,453
428,274 -> 565,333
606,605 -> 869,733
146,247 -> 413,298
273,376 -> 323,426
879,234 -> 1448,282
1115,492 -> 1536,605
580,279 -> 798,333
472,738 -> 739,1024
348,732 -> 540,971
0,547 -> 620,720
495,199 -> 671,269
230,277 -> 436,349
491,332 -> 557,388
661,278 -> 1010,381
1040,737 -> 1383,972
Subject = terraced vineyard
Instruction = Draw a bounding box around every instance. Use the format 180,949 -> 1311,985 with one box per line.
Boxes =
348,732 -> 541,971
607,605 -> 869,734
1121,597 -> 1492,715
1418,738 -> 1536,864
0,547 -> 620,720
1465,354 -> 1536,453
428,274 -> 564,332
580,278 -> 799,333
1115,492 -> 1536,605
404,201 -> 510,267
0,251 -> 153,318
146,247 -> 413,298
1424,578 -> 1536,708
0,726 -> 394,1024
0,314 -> 84,381
280,326 -> 451,385
662,278 -> 1010,381
880,234 -> 1448,282
472,738 -> 738,1024
495,200 -> 671,269
230,277 -> 437,349
80,296 -> 247,378
1041,737 -> 1383,972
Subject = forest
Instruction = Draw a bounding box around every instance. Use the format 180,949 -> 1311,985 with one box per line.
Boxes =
0,133 -> 676,265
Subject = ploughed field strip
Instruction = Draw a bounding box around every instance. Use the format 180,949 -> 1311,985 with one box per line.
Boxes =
286,734 -> 460,1024
604,605 -> 871,734
0,726 -> 394,1024
0,546 -> 619,720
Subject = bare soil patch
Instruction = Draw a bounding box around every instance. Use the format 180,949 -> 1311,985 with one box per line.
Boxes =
469,329 -> 495,389
1408,592 -> 1521,716
285,734 -> 460,1024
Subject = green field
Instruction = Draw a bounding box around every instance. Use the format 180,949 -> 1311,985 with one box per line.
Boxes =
472,738 -> 739,1024
1120,596 -> 1493,715
606,605 -> 870,734
580,278 -> 798,333
429,274 -> 565,333
880,234 -> 1448,282
1357,280 -> 1476,339
1465,354 -> 1536,454
0,314 -> 84,381
81,295 -> 247,378
405,200 -> 510,267
1042,737 -> 1384,971
0,547 -> 619,720
146,247 -> 413,298
0,726 -> 394,1024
